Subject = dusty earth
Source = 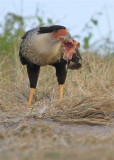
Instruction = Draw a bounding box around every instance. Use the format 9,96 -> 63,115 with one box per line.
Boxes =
0,104 -> 114,160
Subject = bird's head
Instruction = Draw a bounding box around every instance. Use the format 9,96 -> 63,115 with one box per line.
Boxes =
49,25 -> 82,69
38,25 -> 82,68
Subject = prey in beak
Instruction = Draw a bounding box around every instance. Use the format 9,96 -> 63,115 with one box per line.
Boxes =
68,49 -> 82,70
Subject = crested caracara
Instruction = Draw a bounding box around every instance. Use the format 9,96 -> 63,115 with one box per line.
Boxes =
19,25 -> 82,106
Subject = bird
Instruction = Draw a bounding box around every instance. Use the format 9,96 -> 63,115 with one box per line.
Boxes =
19,25 -> 82,106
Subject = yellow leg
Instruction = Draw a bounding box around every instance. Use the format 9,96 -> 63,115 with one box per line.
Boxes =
27,88 -> 35,107
59,84 -> 64,98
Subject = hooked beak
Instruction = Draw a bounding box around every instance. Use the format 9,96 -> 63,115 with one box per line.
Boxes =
66,32 -> 73,40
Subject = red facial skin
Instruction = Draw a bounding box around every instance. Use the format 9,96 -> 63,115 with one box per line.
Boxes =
52,29 -> 80,61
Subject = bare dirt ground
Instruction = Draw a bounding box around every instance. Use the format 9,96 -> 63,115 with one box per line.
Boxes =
1,109 -> 114,160
0,53 -> 114,160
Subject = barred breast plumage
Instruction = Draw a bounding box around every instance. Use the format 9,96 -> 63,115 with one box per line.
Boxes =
19,28 -> 63,66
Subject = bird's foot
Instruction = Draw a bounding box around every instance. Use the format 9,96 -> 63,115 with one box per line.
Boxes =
27,88 -> 35,107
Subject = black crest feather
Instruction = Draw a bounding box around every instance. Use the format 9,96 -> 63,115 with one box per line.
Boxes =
38,25 -> 66,33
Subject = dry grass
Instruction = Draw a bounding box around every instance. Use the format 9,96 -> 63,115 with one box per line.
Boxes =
0,52 -> 114,124
0,52 -> 114,160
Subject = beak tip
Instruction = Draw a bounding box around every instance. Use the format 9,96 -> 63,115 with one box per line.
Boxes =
67,33 -> 72,39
